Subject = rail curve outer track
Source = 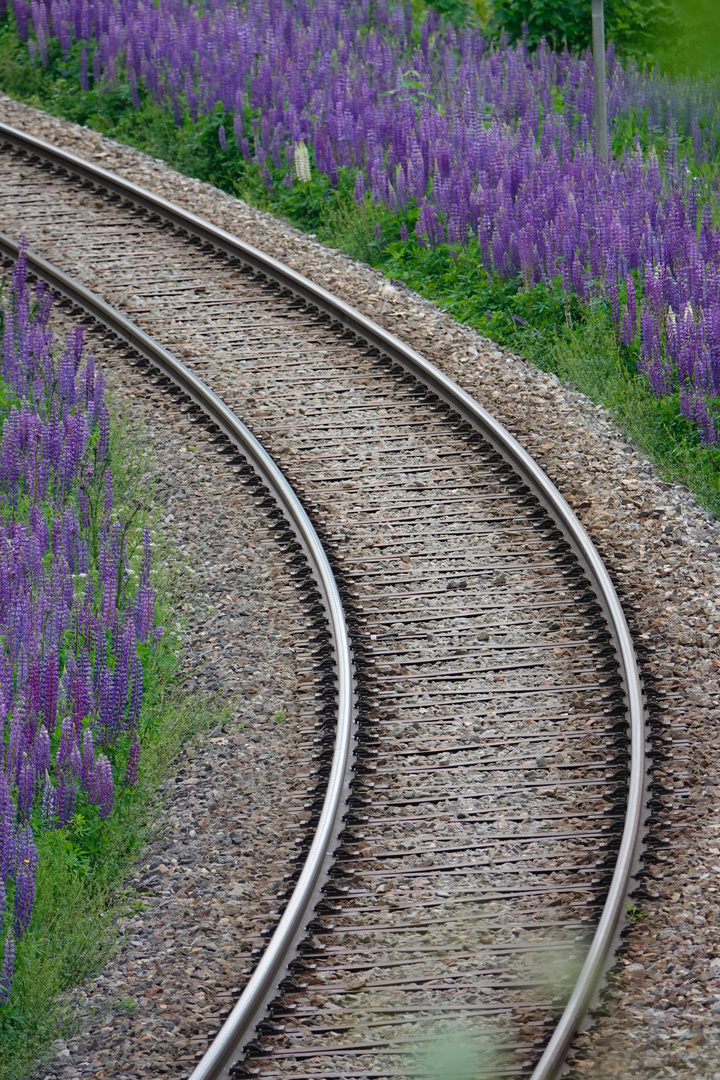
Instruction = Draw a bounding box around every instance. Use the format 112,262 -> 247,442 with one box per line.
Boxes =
0,123 -> 648,1080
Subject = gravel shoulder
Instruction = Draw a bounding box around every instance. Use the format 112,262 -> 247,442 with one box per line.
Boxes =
2,94 -> 720,1079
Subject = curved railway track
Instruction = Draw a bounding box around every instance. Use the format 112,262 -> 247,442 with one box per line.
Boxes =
0,123 -> 648,1080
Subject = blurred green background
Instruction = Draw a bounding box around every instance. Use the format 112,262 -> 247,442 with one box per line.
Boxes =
422,0 -> 720,75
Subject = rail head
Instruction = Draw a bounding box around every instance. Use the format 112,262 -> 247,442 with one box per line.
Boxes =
0,121 -> 648,1080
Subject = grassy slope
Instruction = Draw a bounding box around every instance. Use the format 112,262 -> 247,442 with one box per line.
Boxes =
0,402 -> 222,1080
0,16 -> 718,517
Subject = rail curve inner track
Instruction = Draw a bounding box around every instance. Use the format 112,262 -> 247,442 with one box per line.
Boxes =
0,124 -> 647,1080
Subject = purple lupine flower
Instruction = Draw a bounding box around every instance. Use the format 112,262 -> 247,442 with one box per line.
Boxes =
95,755 -> 114,820
13,823 -> 37,933
69,742 -> 82,780
41,772 -> 55,825
43,654 -> 58,733
16,755 -> 34,820
27,661 -> 41,720
13,865 -> 34,934
0,931 -> 15,1004
32,726 -> 50,779
80,726 -> 96,794
0,788 -> 17,881
124,732 -> 140,788
353,171 -> 364,204
621,275 -> 638,346
70,652 -> 93,735
55,767 -> 77,828
102,464 -> 113,518
134,526 -> 155,642
0,181 -> 292,984
55,717 -> 76,770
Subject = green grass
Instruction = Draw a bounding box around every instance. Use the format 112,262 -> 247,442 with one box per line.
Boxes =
0,403 -> 224,1080
1,14 -> 718,514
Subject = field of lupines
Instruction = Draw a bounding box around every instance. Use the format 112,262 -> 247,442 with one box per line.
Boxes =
0,243 -> 161,1007
3,0 -> 720,447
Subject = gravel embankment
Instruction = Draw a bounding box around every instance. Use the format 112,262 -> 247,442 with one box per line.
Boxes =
26,305 -> 317,1079
2,94 -> 720,1078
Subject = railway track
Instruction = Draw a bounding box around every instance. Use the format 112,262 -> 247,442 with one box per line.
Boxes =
0,123 -> 648,1080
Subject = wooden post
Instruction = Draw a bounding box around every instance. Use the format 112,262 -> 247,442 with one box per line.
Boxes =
591,0 -> 609,164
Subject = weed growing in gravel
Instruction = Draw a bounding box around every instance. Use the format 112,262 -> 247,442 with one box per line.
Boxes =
625,902 -> 650,921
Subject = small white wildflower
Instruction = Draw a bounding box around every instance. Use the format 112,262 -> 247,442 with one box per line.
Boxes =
294,141 -> 312,183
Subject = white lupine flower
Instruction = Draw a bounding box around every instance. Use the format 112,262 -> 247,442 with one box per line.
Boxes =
294,141 -> 311,183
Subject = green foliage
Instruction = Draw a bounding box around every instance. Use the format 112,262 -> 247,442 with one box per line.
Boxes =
429,0 -> 471,25
468,0 -> 493,27
657,1 -> 720,77
490,0 -> 587,50
414,0 -> 491,31
378,236 -> 583,356
611,0 -> 679,62
487,0 -> 679,60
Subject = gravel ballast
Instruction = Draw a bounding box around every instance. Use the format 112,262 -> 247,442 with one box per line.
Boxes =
1,95 -> 720,1079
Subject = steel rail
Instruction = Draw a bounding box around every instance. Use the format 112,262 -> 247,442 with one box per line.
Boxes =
0,229 -> 356,1080
0,122 -> 647,1080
